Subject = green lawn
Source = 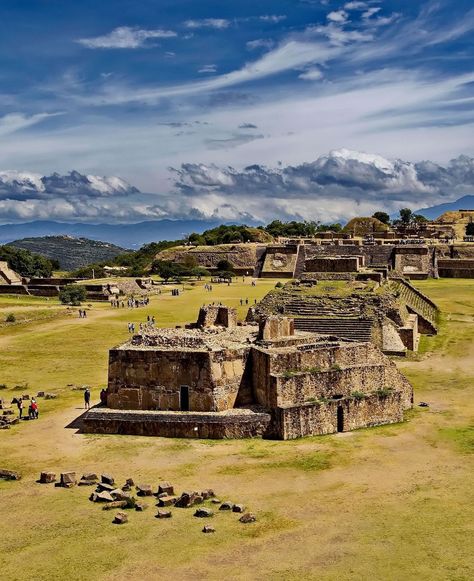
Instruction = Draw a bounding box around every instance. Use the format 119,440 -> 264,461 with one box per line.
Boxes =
0,277 -> 473,581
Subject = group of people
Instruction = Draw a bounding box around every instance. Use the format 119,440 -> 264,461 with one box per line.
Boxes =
110,299 -> 125,308
78,309 -> 87,318
83,387 -> 107,410
127,315 -> 156,334
127,297 -> 150,308
12,397 -> 39,420
204,284 -> 214,292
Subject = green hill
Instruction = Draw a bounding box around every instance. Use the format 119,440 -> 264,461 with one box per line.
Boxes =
8,236 -> 126,270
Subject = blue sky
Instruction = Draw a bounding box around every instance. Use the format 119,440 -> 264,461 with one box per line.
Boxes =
0,0 -> 474,223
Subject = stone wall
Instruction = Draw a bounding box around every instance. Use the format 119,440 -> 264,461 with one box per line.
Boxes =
81,408 -> 271,439
196,305 -> 237,328
304,256 -> 362,273
437,259 -> 474,278
260,245 -> 298,278
107,346 -> 251,412
274,392 -> 404,439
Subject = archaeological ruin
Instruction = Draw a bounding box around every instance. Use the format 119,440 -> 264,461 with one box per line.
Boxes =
80,305 -> 414,440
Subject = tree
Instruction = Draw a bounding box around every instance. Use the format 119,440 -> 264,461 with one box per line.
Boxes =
466,222 -> 474,236
0,245 -> 53,278
216,259 -> 234,272
413,214 -> 428,224
372,211 -> 391,225
399,208 -> 413,225
59,285 -> 87,305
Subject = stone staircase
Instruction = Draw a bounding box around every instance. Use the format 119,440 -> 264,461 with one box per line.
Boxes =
390,277 -> 438,333
294,318 -> 373,342
253,247 -> 267,278
293,245 -> 306,278
284,298 -> 363,318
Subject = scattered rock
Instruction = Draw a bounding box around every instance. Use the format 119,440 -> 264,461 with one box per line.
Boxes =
90,491 -> 114,503
111,489 -> 131,501
239,513 -> 257,523
158,495 -> 177,507
155,509 -> 172,519
22,394 -> 30,400
210,498 -> 221,504
101,473 -> 115,486
97,482 -> 115,492
82,473 -> 98,482
219,501 -> 234,511
44,393 -> 57,400
419,402 -> 430,407
175,491 -> 197,508
113,512 -> 128,525
36,391 -> 45,397
136,483 -> 153,496
39,471 -> 56,484
194,507 -> 214,518
135,503 -> 148,512
201,489 -> 215,499
60,472 -> 76,488
103,500 -> 128,511
0,469 -> 21,481
232,504 -> 246,513
125,478 -> 135,487
78,479 -> 97,487
202,525 -> 216,533
157,481 -> 174,495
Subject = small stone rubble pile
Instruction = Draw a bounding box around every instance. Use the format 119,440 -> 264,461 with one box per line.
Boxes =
128,325 -> 257,352
36,471 -> 257,530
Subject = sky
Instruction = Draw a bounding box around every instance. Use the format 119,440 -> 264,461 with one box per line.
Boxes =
0,0 -> 474,224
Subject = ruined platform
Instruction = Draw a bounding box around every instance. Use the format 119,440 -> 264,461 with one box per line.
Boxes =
79,407 -> 271,439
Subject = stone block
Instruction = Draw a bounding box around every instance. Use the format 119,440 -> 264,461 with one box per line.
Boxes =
39,471 -> 56,484
102,500 -> 128,510
202,525 -> 216,533
232,504 -> 246,513
157,481 -> 174,495
156,509 -> 172,519
194,507 -> 213,518
113,512 -> 128,524
60,472 -> 76,487
0,469 -> 21,480
158,495 -> 177,507
219,501 -> 233,511
136,483 -> 153,496
239,513 -> 256,523
101,473 -> 115,486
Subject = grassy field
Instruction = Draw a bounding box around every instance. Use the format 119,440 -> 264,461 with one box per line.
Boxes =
0,278 -> 473,580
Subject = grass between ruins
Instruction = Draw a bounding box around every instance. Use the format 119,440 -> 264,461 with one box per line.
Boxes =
0,277 -> 473,580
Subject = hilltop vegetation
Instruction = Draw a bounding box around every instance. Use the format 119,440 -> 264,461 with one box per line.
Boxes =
0,245 -> 53,278
9,236 -> 126,270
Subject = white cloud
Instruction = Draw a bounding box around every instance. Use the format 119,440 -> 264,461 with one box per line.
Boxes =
259,15 -> 287,23
344,1 -> 368,9
77,26 -> 176,49
198,64 -> 217,74
298,67 -> 324,81
0,112 -> 62,137
246,39 -> 274,50
183,19 -> 230,29
327,10 -> 349,23
362,7 -> 381,19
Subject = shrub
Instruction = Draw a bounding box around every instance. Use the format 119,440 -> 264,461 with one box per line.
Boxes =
351,391 -> 366,401
375,387 -> 393,398
5,313 -> 16,323
59,284 -> 87,305
330,364 -> 342,371
275,282 -> 284,288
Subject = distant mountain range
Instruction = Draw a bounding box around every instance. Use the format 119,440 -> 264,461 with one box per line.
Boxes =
415,195 -> 474,220
0,219 -> 229,249
8,236 -> 126,271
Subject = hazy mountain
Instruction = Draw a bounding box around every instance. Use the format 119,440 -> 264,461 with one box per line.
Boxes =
8,236 -> 127,270
0,219 -> 230,248
415,195 -> 474,220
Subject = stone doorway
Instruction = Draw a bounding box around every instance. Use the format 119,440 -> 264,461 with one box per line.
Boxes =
337,406 -> 344,432
180,386 -> 189,411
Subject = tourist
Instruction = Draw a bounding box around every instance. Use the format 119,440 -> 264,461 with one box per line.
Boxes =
84,388 -> 91,410
100,389 -> 107,406
16,397 -> 23,419
29,398 -> 38,419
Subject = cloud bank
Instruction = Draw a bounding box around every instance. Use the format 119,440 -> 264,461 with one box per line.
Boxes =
1,150 -> 474,224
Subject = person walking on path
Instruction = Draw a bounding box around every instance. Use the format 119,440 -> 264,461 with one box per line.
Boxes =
84,388 -> 91,410
17,397 -> 23,419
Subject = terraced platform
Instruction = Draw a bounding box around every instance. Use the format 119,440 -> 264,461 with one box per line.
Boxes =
294,318 -> 373,342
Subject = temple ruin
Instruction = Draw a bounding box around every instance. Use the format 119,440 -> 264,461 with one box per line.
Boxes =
81,305 -> 413,440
